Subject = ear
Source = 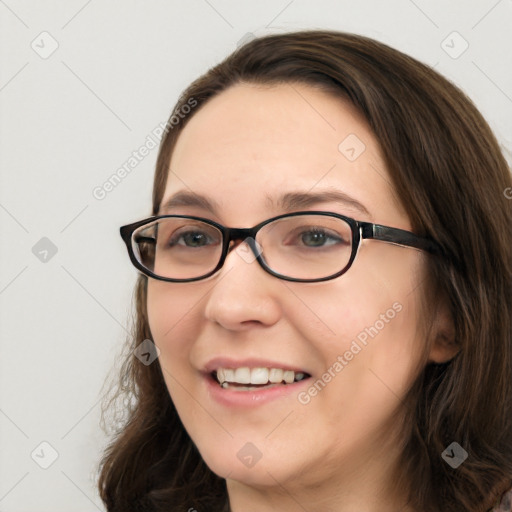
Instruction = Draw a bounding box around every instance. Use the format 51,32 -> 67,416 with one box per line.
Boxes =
427,300 -> 459,364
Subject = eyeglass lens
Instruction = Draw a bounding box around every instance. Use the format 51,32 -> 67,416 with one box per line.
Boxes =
132,215 -> 354,281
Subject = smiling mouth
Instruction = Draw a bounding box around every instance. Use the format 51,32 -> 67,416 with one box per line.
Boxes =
212,367 -> 311,390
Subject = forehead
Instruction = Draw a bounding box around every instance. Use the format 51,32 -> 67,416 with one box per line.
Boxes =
163,83 -> 405,224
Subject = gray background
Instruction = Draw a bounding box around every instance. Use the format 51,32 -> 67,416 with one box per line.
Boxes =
0,1 -> 511,510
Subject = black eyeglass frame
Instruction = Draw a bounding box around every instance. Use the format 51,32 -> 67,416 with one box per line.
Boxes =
120,211 -> 442,283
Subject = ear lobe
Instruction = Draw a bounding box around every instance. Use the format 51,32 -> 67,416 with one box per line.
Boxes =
427,302 -> 459,364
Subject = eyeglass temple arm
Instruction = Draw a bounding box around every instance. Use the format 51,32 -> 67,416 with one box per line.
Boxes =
134,235 -> 156,244
360,222 -> 441,254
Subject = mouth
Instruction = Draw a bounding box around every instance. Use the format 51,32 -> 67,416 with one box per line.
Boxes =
211,367 -> 311,391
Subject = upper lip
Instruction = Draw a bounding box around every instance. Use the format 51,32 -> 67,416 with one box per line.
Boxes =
203,357 -> 311,375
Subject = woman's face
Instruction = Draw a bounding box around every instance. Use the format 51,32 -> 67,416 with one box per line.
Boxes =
147,83 -> 432,493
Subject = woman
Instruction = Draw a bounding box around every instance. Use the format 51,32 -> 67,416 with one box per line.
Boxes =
98,30 -> 512,512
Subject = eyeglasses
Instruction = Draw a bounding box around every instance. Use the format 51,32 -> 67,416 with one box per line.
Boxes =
120,211 -> 441,283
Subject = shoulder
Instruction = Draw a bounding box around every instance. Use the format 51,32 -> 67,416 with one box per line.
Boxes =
491,487 -> 512,512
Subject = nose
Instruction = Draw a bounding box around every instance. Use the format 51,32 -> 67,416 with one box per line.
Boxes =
203,238 -> 281,331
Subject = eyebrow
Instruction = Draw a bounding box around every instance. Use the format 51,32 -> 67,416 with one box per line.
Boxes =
159,189 -> 371,218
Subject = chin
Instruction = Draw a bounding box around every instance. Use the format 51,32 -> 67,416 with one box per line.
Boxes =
194,438 -> 297,487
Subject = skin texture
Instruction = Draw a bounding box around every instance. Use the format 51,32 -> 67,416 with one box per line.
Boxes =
146,83 -> 455,512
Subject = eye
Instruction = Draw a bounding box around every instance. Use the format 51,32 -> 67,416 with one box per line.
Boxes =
284,225 -> 348,248
169,229 -> 218,248
298,228 -> 342,247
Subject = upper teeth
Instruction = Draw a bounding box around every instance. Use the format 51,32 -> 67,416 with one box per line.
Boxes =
216,367 -> 306,385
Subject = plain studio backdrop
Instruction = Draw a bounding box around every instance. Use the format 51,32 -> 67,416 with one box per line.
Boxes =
0,1 -> 511,510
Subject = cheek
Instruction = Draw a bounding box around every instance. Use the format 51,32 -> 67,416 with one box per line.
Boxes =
146,283 -> 234,465
146,283 -> 209,430
292,274 -> 421,361
147,282 -> 202,342
291,249 -> 425,407
146,282 -> 204,384
290,289 -> 422,451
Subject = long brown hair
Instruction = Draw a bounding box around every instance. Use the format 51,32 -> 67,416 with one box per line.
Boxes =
98,30 -> 512,512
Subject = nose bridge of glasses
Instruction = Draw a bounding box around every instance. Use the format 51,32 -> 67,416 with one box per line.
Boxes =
225,227 -> 260,252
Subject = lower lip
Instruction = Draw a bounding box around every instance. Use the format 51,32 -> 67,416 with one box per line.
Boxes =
204,373 -> 311,407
